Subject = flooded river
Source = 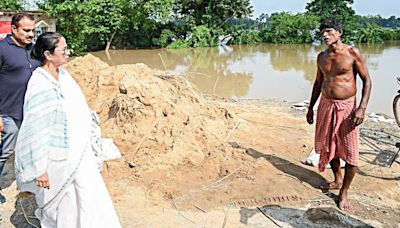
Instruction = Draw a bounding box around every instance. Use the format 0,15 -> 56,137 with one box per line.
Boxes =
91,41 -> 400,117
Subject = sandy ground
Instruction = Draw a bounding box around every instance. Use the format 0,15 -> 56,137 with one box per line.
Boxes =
1,55 -> 399,227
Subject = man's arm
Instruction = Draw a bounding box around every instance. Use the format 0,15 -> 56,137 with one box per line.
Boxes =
0,47 -> 3,132
0,45 -> 3,71
307,54 -> 323,124
351,47 -> 372,126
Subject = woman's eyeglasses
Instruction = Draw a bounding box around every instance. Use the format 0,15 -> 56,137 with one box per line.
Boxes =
54,46 -> 69,55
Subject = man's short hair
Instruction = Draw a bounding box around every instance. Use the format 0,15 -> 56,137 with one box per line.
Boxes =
11,13 -> 35,27
319,19 -> 343,32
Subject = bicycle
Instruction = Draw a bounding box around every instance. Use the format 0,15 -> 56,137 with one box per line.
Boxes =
393,77 -> 400,128
391,77 -> 400,166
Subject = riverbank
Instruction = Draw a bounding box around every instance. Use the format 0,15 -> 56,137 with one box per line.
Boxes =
1,55 -> 399,227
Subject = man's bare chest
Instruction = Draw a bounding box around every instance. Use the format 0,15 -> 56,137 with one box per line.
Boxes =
320,54 -> 355,76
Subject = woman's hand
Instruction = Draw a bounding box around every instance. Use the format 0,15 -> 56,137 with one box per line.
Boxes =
36,172 -> 50,189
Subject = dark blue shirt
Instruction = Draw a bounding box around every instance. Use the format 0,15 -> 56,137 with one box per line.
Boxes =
0,35 -> 40,120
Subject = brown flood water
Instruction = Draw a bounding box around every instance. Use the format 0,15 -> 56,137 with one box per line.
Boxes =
91,41 -> 400,117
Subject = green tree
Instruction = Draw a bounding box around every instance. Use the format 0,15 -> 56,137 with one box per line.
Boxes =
123,0 -> 174,47
40,0 -> 87,53
356,15 -> 383,27
305,0 -> 356,41
262,12 -> 319,44
305,0 -> 355,21
42,0 -> 130,52
0,0 -> 23,10
385,16 -> 399,28
82,0 -> 128,52
173,0 -> 253,30
41,0 -> 175,52
166,0 -> 253,48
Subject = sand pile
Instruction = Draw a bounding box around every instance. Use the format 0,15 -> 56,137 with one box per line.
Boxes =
65,54 -> 248,178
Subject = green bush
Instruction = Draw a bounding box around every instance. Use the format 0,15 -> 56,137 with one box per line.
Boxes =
167,39 -> 190,49
189,25 -> 216,47
153,29 -> 175,48
231,29 -> 261,45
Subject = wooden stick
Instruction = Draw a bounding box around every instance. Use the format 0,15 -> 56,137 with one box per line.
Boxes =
158,53 -> 168,71
213,76 -> 221,95
203,165 -> 243,190
224,122 -> 241,142
186,71 -> 211,77
193,204 -> 207,213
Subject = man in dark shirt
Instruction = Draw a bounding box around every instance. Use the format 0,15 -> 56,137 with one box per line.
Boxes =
0,12 -> 39,203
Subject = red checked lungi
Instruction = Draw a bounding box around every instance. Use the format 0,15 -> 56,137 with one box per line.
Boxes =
315,95 -> 359,172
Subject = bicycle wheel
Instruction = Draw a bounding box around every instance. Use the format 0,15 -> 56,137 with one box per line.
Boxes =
393,94 -> 400,128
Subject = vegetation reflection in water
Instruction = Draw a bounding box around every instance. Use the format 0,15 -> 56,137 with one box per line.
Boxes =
91,41 -> 400,116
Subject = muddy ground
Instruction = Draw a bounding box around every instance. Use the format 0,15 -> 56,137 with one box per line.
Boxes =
1,55 -> 399,227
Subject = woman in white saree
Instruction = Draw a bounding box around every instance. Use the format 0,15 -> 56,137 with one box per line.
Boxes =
14,32 -> 121,228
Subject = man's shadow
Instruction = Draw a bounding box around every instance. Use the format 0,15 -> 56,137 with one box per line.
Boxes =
244,147 -> 326,189
240,146 -> 342,202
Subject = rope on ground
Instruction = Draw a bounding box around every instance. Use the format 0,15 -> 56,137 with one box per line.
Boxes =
171,197 -> 195,224
221,203 -> 233,228
257,207 -> 283,227
19,200 -> 39,228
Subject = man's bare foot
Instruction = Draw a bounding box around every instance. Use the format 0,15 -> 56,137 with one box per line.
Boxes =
338,190 -> 352,211
320,181 -> 342,190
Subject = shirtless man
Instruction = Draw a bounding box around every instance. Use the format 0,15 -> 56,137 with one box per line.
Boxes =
306,19 -> 372,211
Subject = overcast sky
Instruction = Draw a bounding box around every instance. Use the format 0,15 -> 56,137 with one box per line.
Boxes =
251,0 -> 400,18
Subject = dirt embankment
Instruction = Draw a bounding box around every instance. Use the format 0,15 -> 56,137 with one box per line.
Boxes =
65,55 -> 400,227
65,54 -> 247,185
1,54 -> 399,227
